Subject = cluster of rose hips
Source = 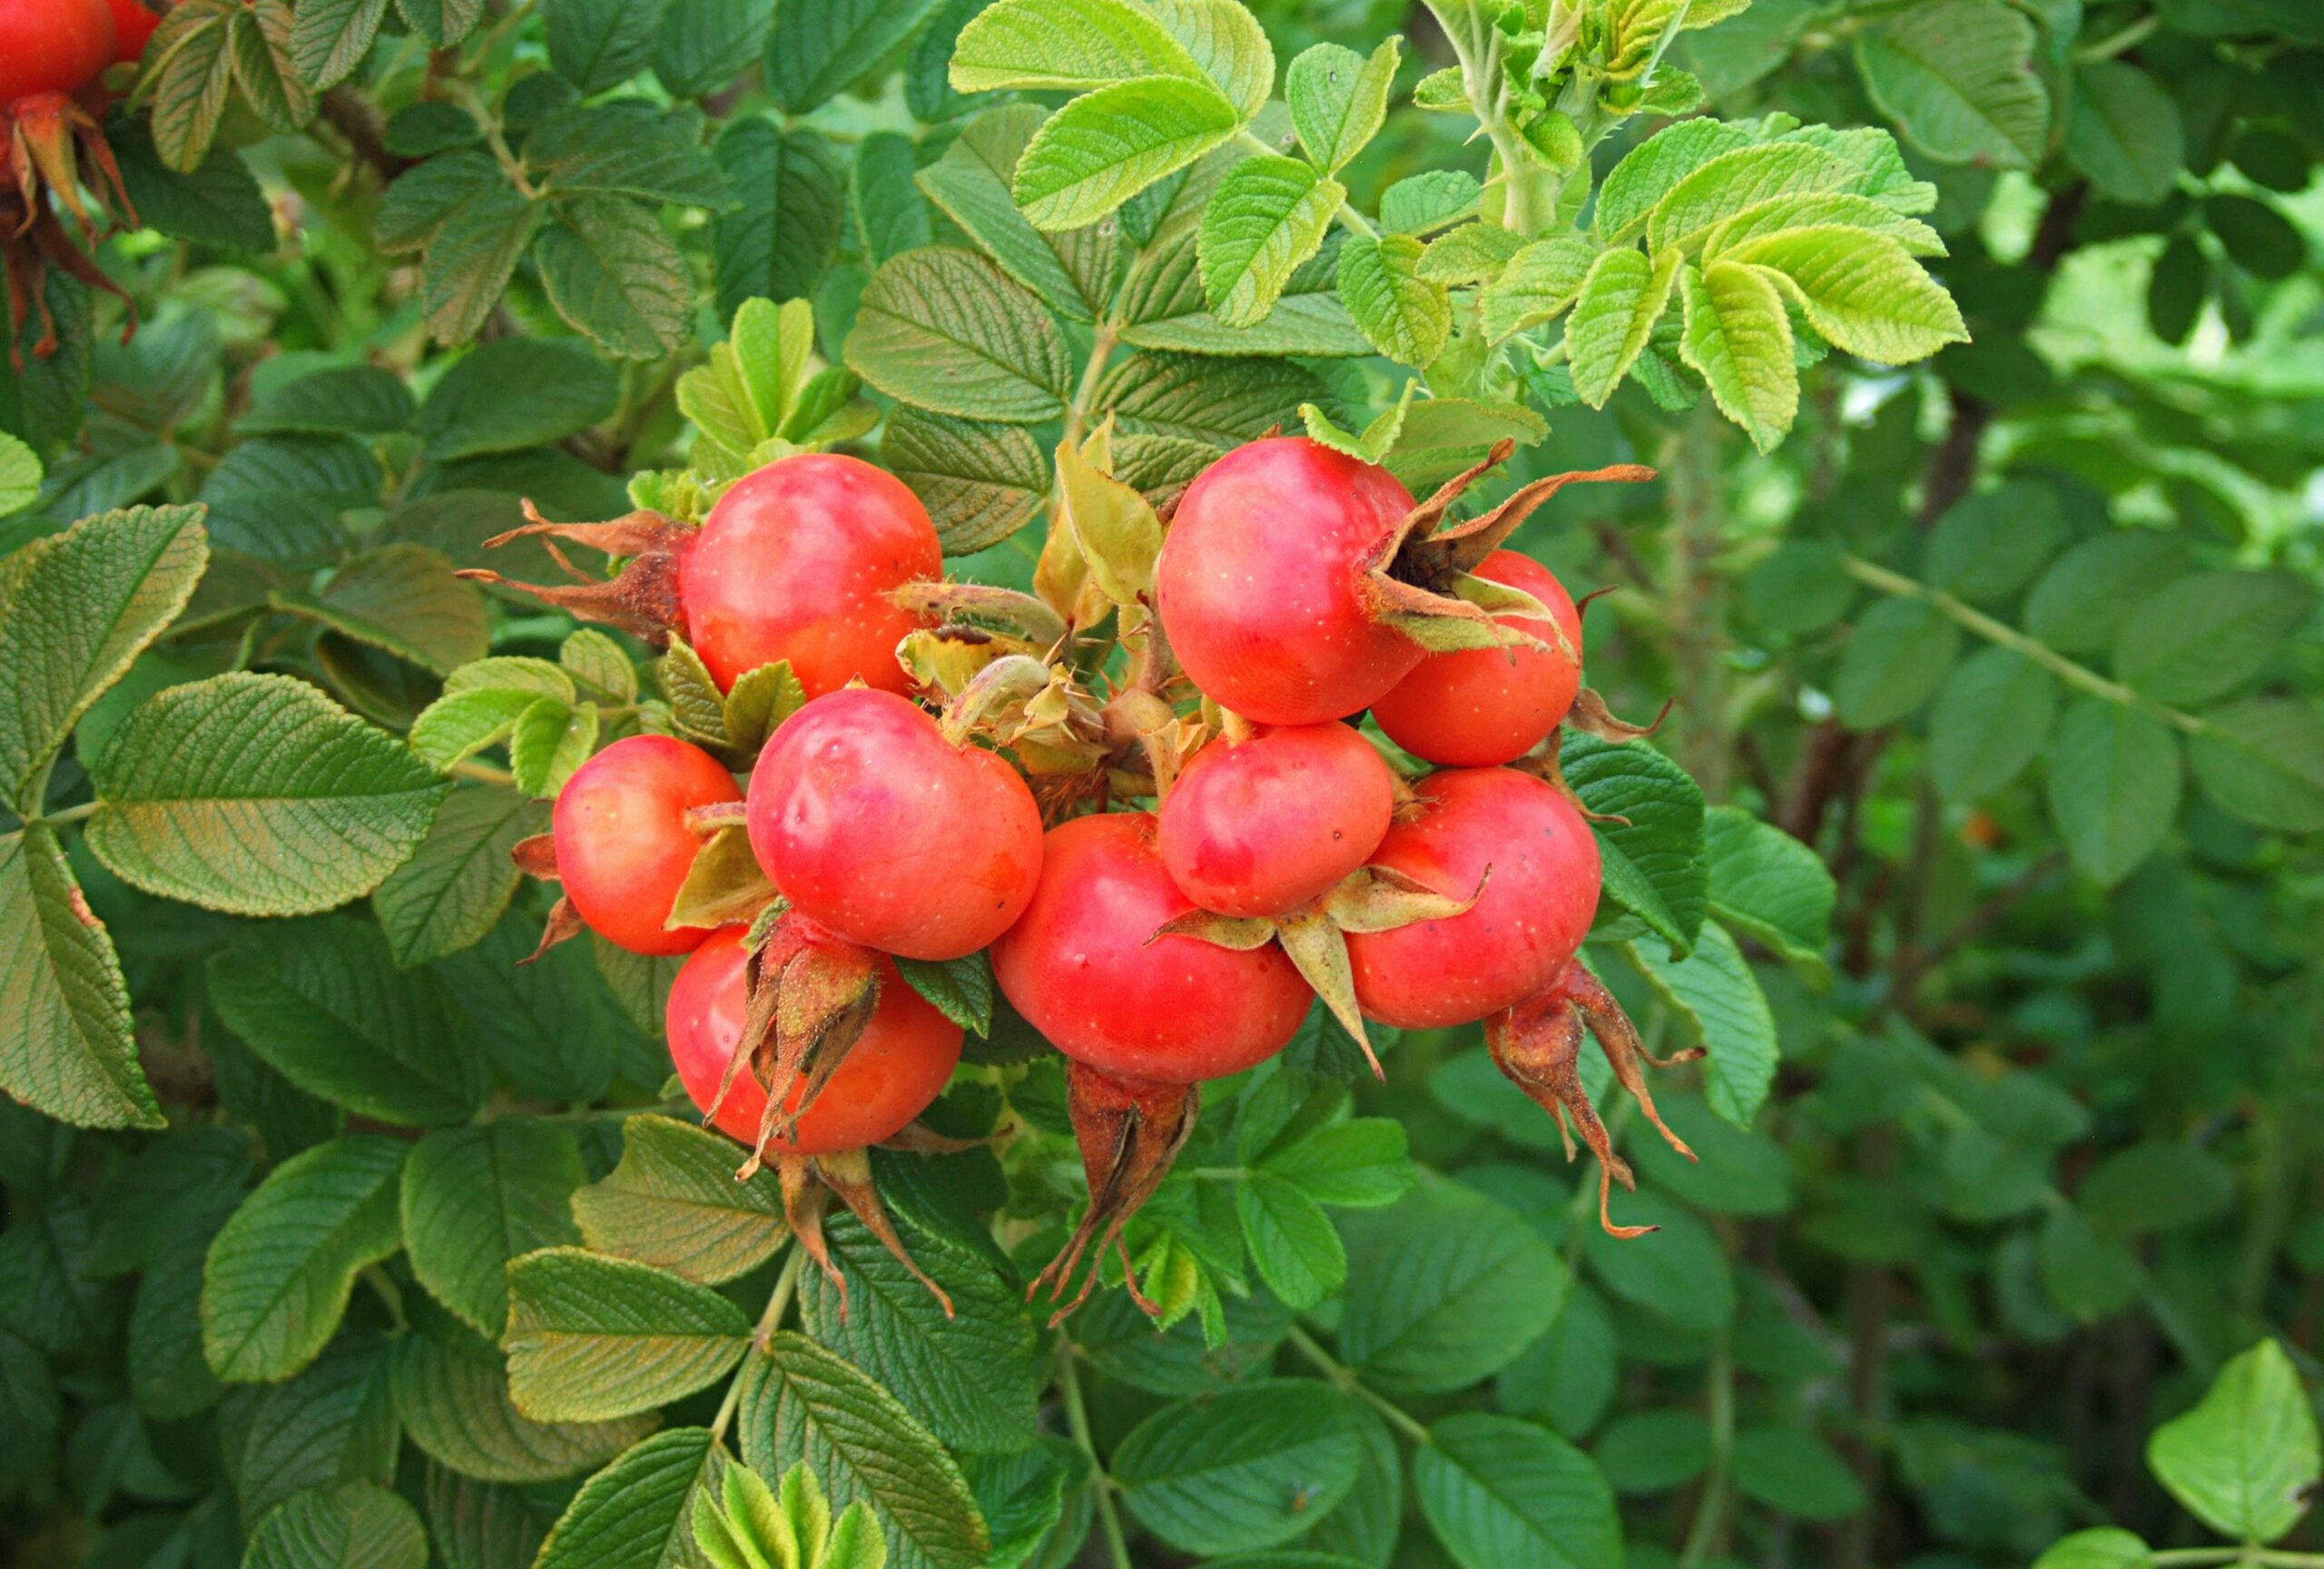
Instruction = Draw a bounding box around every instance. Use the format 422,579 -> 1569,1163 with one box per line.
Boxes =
1,0 -> 156,364
514,433 -> 1704,1317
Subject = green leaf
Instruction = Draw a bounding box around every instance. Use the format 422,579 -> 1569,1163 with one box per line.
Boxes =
403,1120 -> 588,1337
201,1136 -> 407,1383
1729,1427 -> 1866,1521
397,0 -> 485,45
1012,78 -> 1244,232
1929,646 -> 2058,801
796,1213 -> 1039,1456
1728,227 -> 1967,364
769,0 -> 947,113
736,1332 -> 990,1569
2190,700 -> 2324,833
712,121 -> 847,320
231,0 -> 315,133
882,409 -> 1048,555
1337,233 -> 1452,366
1235,1172 -> 1345,1310
656,0 -> 776,97
1594,1408 -> 1710,1494
1561,734 -> 1709,956
504,1248 -> 751,1424
950,0 -> 1203,92
1925,481 -> 2066,602
916,107 -> 1119,326
856,132 -> 936,267
2079,1141 -> 2234,1236
1376,397 -> 1547,491
244,1480 -> 426,1569
1834,597 -> 1960,726
276,544 -> 490,676
371,785 -> 545,967
129,1228 -> 224,1417
845,248 -> 1072,423
1114,1379 -> 1363,1555
1286,37 -> 1399,173
2207,193 -> 2307,282
1338,1177 -> 1566,1395
1379,170 -> 1481,236
1145,0 -> 1273,118
1595,118 -> 1760,244
420,180 -> 546,346
1855,0 -> 2048,169
537,197 -> 694,359
2150,1343 -> 2322,1542
2113,570 -> 2315,706
1626,1092 -> 1794,1217
1480,235 -> 1598,342
1702,805 -> 1832,976
1627,923 -> 1779,1127
527,104 -> 737,210
208,916 -> 488,1126
1647,143 -> 1862,255
290,0 -> 391,90
1199,156 -> 1343,329
215,1331 -> 399,1517
1097,351 -> 1326,447
0,826 -> 159,1130
1678,260 -> 1797,452
2033,1529 -> 2155,1569
2064,62 -> 2182,205
392,1313 -> 653,1484
574,1114 -> 788,1284
419,339 -> 620,462
1420,222 -> 1528,286
894,952 -> 995,1036
196,434 -> 378,565
244,368 -> 415,439
2026,533 -> 2189,654
1258,1117 -> 1412,1209
0,432 -> 37,518
1413,1414 -> 1620,1569
536,1429 -> 724,1569
146,0 -> 239,172
2046,697 -> 2181,885
87,673 -> 448,916
0,503 -> 208,813
1568,246 -> 1682,408
547,0 -> 666,90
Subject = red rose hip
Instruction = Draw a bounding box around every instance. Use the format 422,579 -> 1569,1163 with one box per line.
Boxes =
0,0 -> 116,102
1157,722 -> 1396,918
1372,550 -> 1583,766
667,926 -> 961,1156
551,735 -> 741,956
746,687 -> 1043,961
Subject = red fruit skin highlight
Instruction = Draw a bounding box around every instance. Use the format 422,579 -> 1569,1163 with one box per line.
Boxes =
746,687 -> 1043,962
993,813 -> 1313,1084
1346,766 -> 1600,1029
1372,549 -> 1583,767
667,926 -> 962,1156
678,453 -> 941,697
0,0 -> 116,102
1157,721 -> 1395,918
1155,438 -> 1424,725
551,735 -> 741,957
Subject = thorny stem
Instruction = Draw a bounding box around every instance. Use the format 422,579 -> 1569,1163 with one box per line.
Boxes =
1057,1338 -> 1134,1569
1284,1326 -> 1433,1446
1841,556 -> 2208,735
710,1247 -> 803,1446
1675,1334 -> 1735,1569
452,758 -> 518,786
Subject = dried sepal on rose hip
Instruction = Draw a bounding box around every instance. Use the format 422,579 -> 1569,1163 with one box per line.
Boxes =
992,811 -> 1313,1322
1152,435 -> 1652,727
1153,721 -> 1477,1078
667,923 -> 964,1314
460,453 -> 943,699
3,0 -> 143,368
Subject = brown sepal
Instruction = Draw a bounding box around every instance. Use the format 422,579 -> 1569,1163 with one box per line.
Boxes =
455,503 -> 693,643
1567,688 -> 1674,744
1517,746 -> 1631,827
712,916 -> 883,1179
815,1148 -> 954,1317
510,833 -> 559,880
1030,1062 -> 1197,1327
519,896 -> 586,965
1487,963 -> 1704,1239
